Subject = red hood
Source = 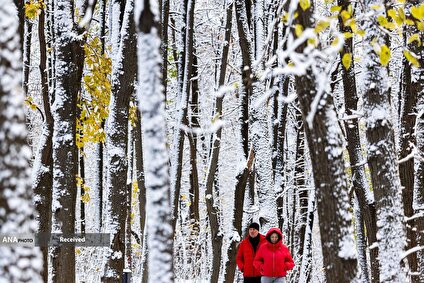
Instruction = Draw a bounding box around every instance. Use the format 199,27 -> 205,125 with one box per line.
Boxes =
265,227 -> 283,243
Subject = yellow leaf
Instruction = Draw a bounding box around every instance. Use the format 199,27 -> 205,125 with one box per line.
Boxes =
342,53 -> 352,70
76,248 -> 81,255
417,22 -> 424,31
81,193 -> 91,203
377,15 -> 388,26
403,50 -> 421,67
315,20 -> 330,33
356,30 -> 366,37
331,37 -> 340,46
343,32 -> 353,39
307,37 -> 318,47
370,4 -> 382,10
299,0 -> 311,11
341,10 -> 351,23
407,33 -> 421,46
379,44 -> 391,66
295,24 -> 304,37
397,0 -> 405,3
330,6 -> 341,13
410,5 -> 424,21
25,1 -> 42,19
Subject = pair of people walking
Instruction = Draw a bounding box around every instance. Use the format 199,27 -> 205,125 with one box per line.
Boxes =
236,223 -> 294,283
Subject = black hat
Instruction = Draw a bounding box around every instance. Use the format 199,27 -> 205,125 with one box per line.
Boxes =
249,222 -> 260,231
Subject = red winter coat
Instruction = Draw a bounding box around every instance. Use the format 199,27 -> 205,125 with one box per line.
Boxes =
253,228 -> 295,277
236,234 -> 266,277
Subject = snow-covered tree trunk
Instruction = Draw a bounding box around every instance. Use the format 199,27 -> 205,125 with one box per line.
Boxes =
0,2 -> 43,281
203,3 -> 232,282
223,149 -> 255,283
414,69 -> 424,282
170,0 -> 195,231
337,1 -> 378,281
50,0 -> 85,281
294,1 -> 358,281
135,0 -> 174,281
102,0 -> 137,281
399,2 -> 421,280
32,7 -> 54,282
361,0 -> 407,281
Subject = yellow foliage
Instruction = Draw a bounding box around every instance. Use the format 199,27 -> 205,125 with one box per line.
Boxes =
25,0 -> 44,20
78,37 -> 112,148
411,4 -> 424,21
378,45 -> 391,66
330,6 -> 341,13
342,53 -> 352,70
315,20 -> 330,33
299,0 -> 311,11
24,96 -> 38,111
81,193 -> 91,203
295,24 -> 304,37
407,34 -> 421,46
403,50 -> 421,67
129,100 -> 138,127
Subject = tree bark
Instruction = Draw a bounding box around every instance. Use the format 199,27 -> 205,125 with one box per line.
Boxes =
294,2 -> 358,281
223,148 -> 255,283
361,0 -> 407,281
204,3 -> 232,282
50,1 -> 85,281
102,0 -> 137,281
136,0 -> 175,280
337,1 -> 379,281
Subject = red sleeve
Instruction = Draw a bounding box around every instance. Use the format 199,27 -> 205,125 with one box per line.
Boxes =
284,247 -> 295,271
236,242 -> 244,272
253,245 -> 264,275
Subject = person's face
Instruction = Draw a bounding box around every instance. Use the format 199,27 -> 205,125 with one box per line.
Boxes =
270,233 -> 279,244
249,228 -> 259,238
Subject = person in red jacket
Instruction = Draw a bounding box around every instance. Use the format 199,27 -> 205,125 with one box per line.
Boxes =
236,222 -> 266,283
253,227 -> 295,283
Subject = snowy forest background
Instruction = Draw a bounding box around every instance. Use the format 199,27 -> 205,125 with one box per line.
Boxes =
0,0 -> 424,282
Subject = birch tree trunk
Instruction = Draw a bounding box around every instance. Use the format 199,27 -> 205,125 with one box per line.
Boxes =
136,0 -> 174,280
0,2 -> 43,281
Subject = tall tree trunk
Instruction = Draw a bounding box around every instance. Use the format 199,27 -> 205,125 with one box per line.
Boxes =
294,2 -> 358,281
0,2 -> 43,281
338,1 -> 379,281
95,0 -> 108,233
161,0 -> 169,102
361,0 -> 407,281
414,66 -> 424,282
234,0 -> 251,158
204,3 -> 232,282
32,7 -> 54,282
170,0 -> 195,231
50,0 -> 84,281
102,0 -> 137,281
399,2 -> 420,280
223,149 -> 255,283
136,0 -> 174,281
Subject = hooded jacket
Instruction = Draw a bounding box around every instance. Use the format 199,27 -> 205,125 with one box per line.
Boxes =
236,233 -> 266,277
253,228 -> 295,277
